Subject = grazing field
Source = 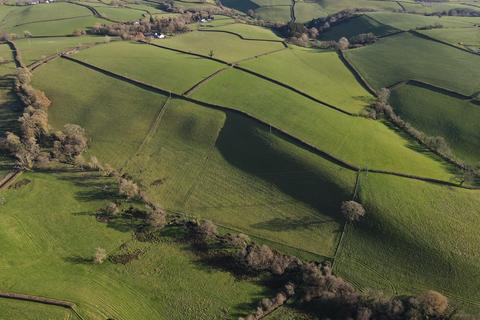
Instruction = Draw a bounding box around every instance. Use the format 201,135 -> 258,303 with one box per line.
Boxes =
14,36 -> 106,66
74,40 -> 225,93
7,16 -> 107,37
367,12 -> 480,30
390,84 -> 480,163
0,44 -> 16,76
294,2 -> 326,23
156,30 -> 285,62
93,5 -> 147,21
335,173 -> 480,313
0,299 -> 72,320
255,5 -> 292,23
125,99 -> 352,258
418,27 -> 480,53
345,32 -> 480,96
32,58 -> 168,168
240,47 -> 373,113
316,0 -> 401,14
191,68 -> 453,180
0,2 -> 92,27
0,169 -> 267,320
318,15 -> 399,41
398,1 -> 480,15
200,22 -> 282,41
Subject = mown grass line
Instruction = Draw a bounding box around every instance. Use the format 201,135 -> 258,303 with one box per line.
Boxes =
59,55 -> 480,190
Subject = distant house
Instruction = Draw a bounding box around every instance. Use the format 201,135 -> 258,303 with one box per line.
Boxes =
153,33 -> 165,39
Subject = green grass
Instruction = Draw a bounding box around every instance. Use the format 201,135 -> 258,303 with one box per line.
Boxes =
14,36 -> 106,66
335,173 -> 480,313
252,0 -> 290,6
318,15 -> 399,41
0,298 -> 72,320
294,2 -> 326,23
219,0 -> 260,13
1,3 -> 92,27
156,30 -> 285,62
418,27 -> 480,53
191,68 -> 454,180
94,5 -> 147,21
345,32 -> 480,96
32,58 -> 168,168
367,12 -> 480,30
240,47 -> 373,113
399,0 -> 480,15
7,16 -> 108,37
74,40 -> 225,93
390,83 -> 480,163
254,5 -> 291,23
200,22 -> 282,41
0,43 -> 16,76
316,0 -> 401,14
0,168 -> 267,319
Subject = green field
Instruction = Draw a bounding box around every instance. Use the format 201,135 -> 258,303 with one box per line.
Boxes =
0,298 -> 72,320
74,40 -> 225,93
14,36 -> 106,66
93,5 -> 147,21
32,58 -> 168,169
318,15 -> 399,41
367,12 -> 480,30
294,2 -> 326,23
191,68 -> 453,180
390,83 -> 480,163
156,30 -> 285,62
418,27 -> 480,53
345,32 -> 480,96
255,5 -> 291,23
0,169 -> 267,319
200,22 -> 282,41
335,173 -> 480,313
32,56 -> 352,258
316,0 -> 401,14
240,47 -> 373,113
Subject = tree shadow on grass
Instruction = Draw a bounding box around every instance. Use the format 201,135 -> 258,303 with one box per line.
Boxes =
64,255 -> 93,265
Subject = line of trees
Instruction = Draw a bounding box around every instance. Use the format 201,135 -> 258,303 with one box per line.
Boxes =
363,88 -> 479,184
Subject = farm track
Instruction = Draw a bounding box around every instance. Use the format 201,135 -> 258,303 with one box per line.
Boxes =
59,55 -> 480,191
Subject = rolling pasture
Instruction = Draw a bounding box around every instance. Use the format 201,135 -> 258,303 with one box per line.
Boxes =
155,31 -> 286,62
345,32 -> 480,96
2,2 -> 480,319
335,173 -> 480,313
0,169 -> 266,319
239,46 -> 373,113
418,27 -> 480,53
390,83 -> 480,163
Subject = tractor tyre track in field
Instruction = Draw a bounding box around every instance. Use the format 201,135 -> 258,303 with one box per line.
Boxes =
58,55 -> 480,191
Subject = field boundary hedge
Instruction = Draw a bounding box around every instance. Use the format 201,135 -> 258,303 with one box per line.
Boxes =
12,14 -> 92,28
67,1 -> 120,23
5,40 -> 24,68
0,170 -> 22,190
60,54 -> 480,190
183,66 -> 229,95
388,79 -> 476,100
337,50 -> 377,96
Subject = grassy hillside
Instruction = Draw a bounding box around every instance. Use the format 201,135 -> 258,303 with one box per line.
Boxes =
93,5 -> 147,21
0,169 -> 267,319
73,41 -> 225,93
156,31 -> 285,62
367,12 -> 480,30
390,84 -> 480,163
345,32 -> 480,96
199,22 -> 282,41
294,2 -> 326,23
418,27 -> 480,53
0,299 -> 72,320
14,36 -> 106,66
318,15 -> 399,41
191,68 -> 453,180
7,16 -> 107,37
335,173 -> 480,313
32,58 -> 168,168
240,47 -> 373,113
125,98 -> 354,258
